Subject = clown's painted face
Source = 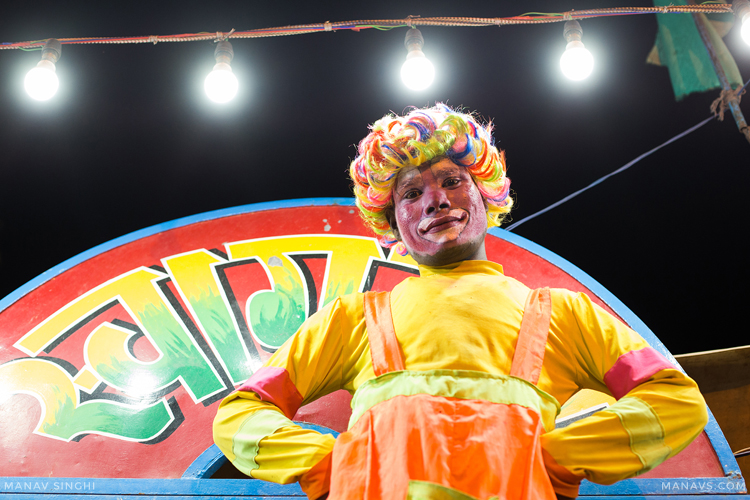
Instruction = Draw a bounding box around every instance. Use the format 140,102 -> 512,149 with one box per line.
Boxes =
391,158 -> 488,266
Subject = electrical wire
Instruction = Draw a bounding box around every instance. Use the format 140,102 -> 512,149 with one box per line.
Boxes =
504,115 -> 717,232
504,74 -> 750,233
0,4 -> 734,50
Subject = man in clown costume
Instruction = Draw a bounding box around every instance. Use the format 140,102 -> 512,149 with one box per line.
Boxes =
213,104 -> 707,500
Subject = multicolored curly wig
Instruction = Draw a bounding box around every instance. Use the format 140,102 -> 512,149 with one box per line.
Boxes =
349,104 -> 512,255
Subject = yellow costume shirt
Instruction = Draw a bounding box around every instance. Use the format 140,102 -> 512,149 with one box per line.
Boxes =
214,260 -> 706,499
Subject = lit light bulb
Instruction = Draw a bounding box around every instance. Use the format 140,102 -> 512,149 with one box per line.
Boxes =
560,21 -> 594,81
205,40 -> 238,103
560,42 -> 594,81
401,28 -> 435,90
25,61 -> 59,101
205,63 -> 238,103
734,0 -> 750,45
25,39 -> 61,101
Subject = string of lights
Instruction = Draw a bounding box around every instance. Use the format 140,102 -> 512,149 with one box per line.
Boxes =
0,4 -> 736,50
4,3 -> 750,102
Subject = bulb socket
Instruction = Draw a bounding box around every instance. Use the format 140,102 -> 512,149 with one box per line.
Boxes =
41,38 -> 61,64
404,28 -> 425,53
214,40 -> 234,65
563,20 -> 583,43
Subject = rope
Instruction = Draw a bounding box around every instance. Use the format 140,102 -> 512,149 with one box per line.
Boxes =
710,78 -> 750,120
0,5 -> 734,50
710,87 -> 746,120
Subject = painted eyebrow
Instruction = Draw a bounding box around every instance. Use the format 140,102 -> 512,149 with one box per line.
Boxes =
434,166 -> 462,180
395,173 -> 423,195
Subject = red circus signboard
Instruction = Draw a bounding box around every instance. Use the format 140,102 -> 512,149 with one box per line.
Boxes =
0,198 -> 744,497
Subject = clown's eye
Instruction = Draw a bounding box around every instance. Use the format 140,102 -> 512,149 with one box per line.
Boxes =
403,189 -> 421,199
443,178 -> 460,187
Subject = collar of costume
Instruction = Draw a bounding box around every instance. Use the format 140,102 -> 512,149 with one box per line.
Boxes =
418,259 -> 504,278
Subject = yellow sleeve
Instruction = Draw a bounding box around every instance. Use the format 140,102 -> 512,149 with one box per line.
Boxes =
213,294 -> 366,500
541,290 -> 708,498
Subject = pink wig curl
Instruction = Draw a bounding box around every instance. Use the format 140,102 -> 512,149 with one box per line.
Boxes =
349,104 -> 512,255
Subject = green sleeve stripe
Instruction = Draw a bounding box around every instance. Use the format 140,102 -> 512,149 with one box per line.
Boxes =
605,396 -> 672,472
231,409 -> 295,476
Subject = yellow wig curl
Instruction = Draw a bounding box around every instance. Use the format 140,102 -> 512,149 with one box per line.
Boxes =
349,104 -> 512,254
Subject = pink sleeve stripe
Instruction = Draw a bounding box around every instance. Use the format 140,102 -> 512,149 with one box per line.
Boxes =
238,367 -> 304,419
603,347 -> 674,400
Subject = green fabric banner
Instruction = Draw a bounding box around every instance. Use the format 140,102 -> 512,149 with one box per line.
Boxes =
648,0 -> 743,100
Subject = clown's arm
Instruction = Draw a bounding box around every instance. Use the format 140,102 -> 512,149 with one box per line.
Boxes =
540,290 -> 708,499
213,294 -> 366,500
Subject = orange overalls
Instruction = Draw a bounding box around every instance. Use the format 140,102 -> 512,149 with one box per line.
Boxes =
329,288 -> 561,500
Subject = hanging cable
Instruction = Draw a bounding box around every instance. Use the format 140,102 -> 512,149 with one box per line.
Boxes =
504,114 -> 717,232
505,73 -> 750,233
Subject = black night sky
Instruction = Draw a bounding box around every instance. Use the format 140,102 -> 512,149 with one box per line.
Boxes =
0,1 -> 748,355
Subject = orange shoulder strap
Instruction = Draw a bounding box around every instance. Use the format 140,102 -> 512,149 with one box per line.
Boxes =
363,291 -> 406,376
510,287 -> 552,385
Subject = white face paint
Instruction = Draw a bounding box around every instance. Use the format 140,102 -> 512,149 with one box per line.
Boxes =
392,159 -> 488,266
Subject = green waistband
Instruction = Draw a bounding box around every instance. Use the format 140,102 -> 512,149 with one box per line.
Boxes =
350,369 -> 560,432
